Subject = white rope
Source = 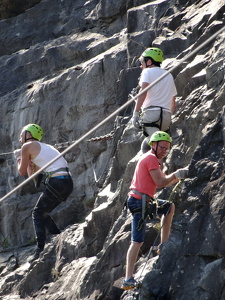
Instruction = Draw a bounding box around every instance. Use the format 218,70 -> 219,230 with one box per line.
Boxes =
0,151 -> 14,156
0,25 -> 224,203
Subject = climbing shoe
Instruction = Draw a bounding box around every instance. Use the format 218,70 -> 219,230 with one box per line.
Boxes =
121,277 -> 137,290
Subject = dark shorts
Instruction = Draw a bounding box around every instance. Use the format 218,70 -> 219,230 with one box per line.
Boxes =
127,196 -> 172,243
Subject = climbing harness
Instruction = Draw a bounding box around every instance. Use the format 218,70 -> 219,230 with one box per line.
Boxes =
130,189 -> 155,230
44,167 -> 69,179
141,106 -> 163,137
0,25 -> 223,203
44,167 -> 70,201
129,178 -> 175,230
32,166 -> 70,193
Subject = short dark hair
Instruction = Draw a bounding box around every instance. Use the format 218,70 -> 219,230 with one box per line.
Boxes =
144,57 -> 161,67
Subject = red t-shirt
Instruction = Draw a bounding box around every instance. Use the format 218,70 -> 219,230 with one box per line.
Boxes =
129,151 -> 160,199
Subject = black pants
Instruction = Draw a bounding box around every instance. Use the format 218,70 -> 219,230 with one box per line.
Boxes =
32,176 -> 73,250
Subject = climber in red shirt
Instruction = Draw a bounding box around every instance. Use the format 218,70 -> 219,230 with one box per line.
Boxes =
121,131 -> 189,290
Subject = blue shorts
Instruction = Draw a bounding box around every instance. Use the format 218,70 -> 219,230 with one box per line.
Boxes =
127,196 -> 172,243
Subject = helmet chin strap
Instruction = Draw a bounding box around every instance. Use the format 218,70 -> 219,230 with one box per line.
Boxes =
24,131 -> 31,143
152,142 -> 159,158
24,131 -> 37,143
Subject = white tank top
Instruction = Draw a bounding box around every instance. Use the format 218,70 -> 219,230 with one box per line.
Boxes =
32,142 -> 68,174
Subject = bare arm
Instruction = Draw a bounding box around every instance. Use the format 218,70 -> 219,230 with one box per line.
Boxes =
134,82 -> 149,112
150,168 -> 178,188
17,141 -> 41,177
171,96 -> 176,114
27,161 -> 40,177
17,144 -> 31,176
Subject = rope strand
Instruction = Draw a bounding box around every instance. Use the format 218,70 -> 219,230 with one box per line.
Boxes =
0,25 -> 224,203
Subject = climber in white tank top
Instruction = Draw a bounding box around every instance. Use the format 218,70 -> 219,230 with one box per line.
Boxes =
14,124 -> 73,262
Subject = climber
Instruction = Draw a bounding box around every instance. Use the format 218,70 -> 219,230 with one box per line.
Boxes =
132,47 -> 177,154
14,124 -> 73,261
121,131 -> 189,290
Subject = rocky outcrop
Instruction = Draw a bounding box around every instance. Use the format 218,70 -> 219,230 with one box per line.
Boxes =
0,0 -> 224,299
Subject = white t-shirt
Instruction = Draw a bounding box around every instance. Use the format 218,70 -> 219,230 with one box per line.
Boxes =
139,67 -> 177,111
32,142 -> 68,173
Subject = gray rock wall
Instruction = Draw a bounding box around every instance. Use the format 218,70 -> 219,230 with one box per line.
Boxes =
0,0 -> 224,299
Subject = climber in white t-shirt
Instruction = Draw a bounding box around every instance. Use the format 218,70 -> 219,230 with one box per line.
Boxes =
132,47 -> 177,153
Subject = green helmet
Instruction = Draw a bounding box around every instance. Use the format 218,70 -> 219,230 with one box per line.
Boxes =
149,131 -> 172,146
141,47 -> 164,63
23,124 -> 43,141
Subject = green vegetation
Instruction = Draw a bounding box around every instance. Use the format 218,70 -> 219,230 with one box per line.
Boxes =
83,197 -> 95,209
1,236 -> 10,250
0,0 -> 41,20
28,236 -> 36,246
51,268 -> 60,281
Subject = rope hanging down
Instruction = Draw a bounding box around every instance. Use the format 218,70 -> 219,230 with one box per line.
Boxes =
0,25 -> 224,204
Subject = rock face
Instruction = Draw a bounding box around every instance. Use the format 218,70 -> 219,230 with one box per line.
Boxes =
0,0 -> 224,299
